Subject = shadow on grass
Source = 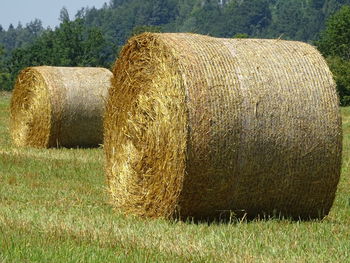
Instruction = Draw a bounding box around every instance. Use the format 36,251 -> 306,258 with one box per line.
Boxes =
172,210 -> 330,226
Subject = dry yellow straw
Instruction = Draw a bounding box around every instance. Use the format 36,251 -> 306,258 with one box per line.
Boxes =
105,33 -> 342,220
11,66 -> 112,148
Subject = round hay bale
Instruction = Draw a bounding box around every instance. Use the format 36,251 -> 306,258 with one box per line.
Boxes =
104,33 -> 342,220
11,66 -> 112,148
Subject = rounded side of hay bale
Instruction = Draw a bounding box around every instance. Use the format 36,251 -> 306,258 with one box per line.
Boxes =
105,33 -> 342,220
10,66 -> 112,148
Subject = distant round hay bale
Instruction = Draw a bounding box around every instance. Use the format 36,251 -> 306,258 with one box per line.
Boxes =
11,66 -> 112,148
104,33 -> 342,220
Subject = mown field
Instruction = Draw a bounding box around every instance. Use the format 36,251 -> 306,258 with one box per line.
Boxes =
0,91 -> 349,262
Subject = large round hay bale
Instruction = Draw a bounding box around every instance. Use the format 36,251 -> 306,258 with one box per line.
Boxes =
11,66 -> 112,148
104,33 -> 342,220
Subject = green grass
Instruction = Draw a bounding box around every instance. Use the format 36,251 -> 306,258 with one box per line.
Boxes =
1,91 -> 350,262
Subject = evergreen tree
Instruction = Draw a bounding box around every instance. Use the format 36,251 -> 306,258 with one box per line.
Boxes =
59,7 -> 70,23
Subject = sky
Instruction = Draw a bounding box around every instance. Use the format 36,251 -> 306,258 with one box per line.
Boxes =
0,0 -> 108,29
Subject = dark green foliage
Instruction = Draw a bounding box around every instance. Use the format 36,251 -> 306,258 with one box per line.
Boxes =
222,0 -> 271,37
317,5 -> 350,105
3,19 -> 108,91
1,0 -> 350,91
59,7 -> 71,23
312,0 -> 326,9
0,45 -> 11,90
136,0 -> 178,26
0,20 -> 45,90
190,0 -> 225,35
0,20 -> 44,52
317,5 -> 350,60
326,57 -> 350,105
266,0 -> 318,40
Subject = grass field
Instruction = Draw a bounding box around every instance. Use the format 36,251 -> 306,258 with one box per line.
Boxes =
0,91 -> 349,262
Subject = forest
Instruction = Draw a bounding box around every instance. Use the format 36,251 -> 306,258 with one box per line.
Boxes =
0,0 -> 350,103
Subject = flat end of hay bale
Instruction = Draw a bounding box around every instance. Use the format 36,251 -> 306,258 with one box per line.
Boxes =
10,67 -> 51,148
105,33 -> 188,218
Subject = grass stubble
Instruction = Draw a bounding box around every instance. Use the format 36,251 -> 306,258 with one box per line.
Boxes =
0,92 -> 349,262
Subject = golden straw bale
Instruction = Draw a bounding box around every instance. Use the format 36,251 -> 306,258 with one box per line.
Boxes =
104,33 -> 342,220
11,66 -> 112,148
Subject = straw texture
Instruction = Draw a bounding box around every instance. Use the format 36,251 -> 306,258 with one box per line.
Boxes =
105,33 -> 342,220
11,66 -> 112,148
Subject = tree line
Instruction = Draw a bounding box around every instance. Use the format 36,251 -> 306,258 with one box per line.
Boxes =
0,0 -> 349,104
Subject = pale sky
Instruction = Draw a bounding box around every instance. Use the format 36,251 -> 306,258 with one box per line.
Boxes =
0,0 -> 108,29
